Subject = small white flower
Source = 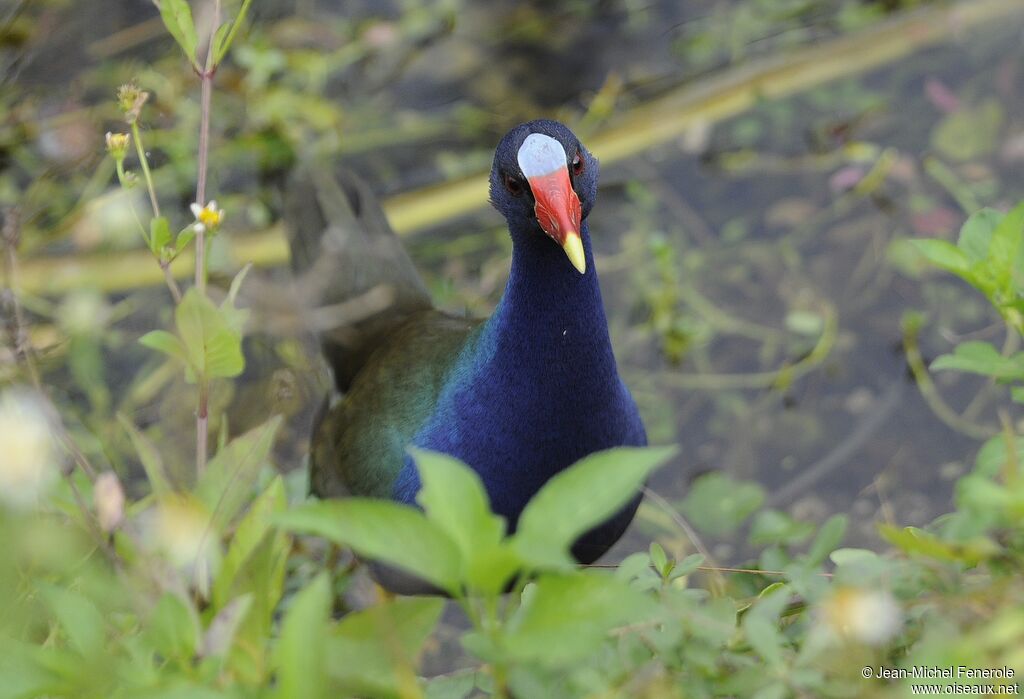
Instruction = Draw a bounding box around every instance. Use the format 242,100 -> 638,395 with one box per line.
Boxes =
190,200 -> 224,234
0,388 -> 61,509
819,587 -> 902,646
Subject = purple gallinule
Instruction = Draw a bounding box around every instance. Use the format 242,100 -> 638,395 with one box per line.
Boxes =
287,120 -> 646,592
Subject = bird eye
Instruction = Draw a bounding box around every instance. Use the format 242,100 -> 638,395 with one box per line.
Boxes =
571,149 -> 585,176
504,172 -> 525,196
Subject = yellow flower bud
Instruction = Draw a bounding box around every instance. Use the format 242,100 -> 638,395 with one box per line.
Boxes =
105,131 -> 131,160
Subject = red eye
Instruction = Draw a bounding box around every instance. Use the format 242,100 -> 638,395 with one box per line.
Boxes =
504,172 -> 525,196
572,150 -> 584,176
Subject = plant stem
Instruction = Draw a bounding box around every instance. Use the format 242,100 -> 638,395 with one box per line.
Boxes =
161,262 -> 182,303
192,0 -> 222,478
130,122 -> 160,219
195,70 -> 212,295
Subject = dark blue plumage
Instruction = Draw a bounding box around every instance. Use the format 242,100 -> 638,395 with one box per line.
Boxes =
288,120 -> 646,590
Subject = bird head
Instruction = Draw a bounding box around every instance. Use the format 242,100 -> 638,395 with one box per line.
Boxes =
489,120 -> 599,275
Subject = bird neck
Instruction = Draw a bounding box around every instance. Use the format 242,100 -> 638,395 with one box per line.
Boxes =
481,220 -> 617,381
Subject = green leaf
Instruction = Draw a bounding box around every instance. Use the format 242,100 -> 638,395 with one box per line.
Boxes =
175,224 -> 197,253
273,573 -> 330,699
139,329 -> 189,366
175,287 -> 245,382
196,415 -> 282,532
145,593 -> 200,664
931,342 -> 1024,381
150,216 -> 172,255
673,553 -> 705,579
806,514 -> 847,565
326,597 -> 444,699
975,432 -> 1024,478
276,500 -> 461,594
877,524 -> 982,564
501,572 -> 657,665
117,413 -> 173,496
157,0 -> 199,67
38,584 -> 106,658
680,472 -> 764,537
213,0 -> 255,64
908,239 -> 970,276
987,201 -> 1024,296
741,585 -> 789,668
513,446 -> 677,568
749,510 -> 815,546
957,208 -> 1003,262
648,541 -> 668,575
213,475 -> 287,609
412,449 -> 519,592
200,594 -> 252,659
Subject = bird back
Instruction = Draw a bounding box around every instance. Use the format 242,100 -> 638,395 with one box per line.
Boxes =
285,165 -> 433,392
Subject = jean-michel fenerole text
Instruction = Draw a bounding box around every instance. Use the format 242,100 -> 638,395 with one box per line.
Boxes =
872,666 -> 1015,680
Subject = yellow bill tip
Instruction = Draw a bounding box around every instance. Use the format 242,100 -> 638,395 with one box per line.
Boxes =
562,232 -> 586,274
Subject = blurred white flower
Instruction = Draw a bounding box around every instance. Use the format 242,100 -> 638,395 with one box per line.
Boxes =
57,289 -> 111,338
140,496 -> 220,597
93,471 -> 125,532
819,587 -> 902,646
0,389 -> 60,509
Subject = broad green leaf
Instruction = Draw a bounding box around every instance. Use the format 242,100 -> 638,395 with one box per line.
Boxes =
326,597 -> 444,699
139,329 -> 188,366
38,584 -> 106,658
908,239 -> 970,276
412,449 -> 519,592
273,573 -> 330,699
117,413 -> 173,496
680,472 -> 764,537
174,287 -> 245,382
513,446 -> 677,568
213,475 -> 287,608
276,500 -> 461,593
150,216 -> 172,254
145,593 -> 200,664
501,572 -> 656,665
931,342 -> 1024,381
957,208 -> 1003,263
158,0 -> 199,67
197,416 -> 282,532
806,514 -> 847,565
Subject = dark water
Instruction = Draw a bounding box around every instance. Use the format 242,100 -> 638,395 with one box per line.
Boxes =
5,0 -> 1024,578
